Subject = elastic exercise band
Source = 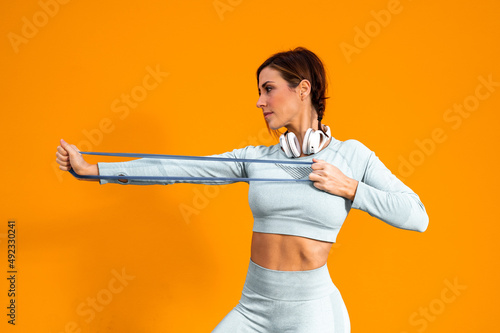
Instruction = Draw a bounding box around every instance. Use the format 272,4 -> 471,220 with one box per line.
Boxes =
79,151 -> 313,165
69,151 -> 315,182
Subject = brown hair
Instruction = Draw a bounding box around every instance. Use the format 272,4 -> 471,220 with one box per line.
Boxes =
256,46 -> 330,141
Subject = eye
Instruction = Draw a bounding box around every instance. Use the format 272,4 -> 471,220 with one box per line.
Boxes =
258,85 -> 273,96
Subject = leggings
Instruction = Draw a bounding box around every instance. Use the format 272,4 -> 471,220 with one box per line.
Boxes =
212,258 -> 351,333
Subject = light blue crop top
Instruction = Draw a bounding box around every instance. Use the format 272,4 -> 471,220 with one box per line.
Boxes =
96,137 -> 429,242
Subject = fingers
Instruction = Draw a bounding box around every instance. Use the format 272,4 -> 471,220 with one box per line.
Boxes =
58,164 -> 72,171
56,139 -> 75,171
55,150 -> 71,170
309,172 -> 330,194
56,148 -> 69,162
56,142 -> 70,163
55,154 -> 70,165
57,145 -> 68,156
60,139 -> 80,157
311,158 -> 327,169
308,172 -> 323,181
311,163 -> 321,170
309,169 -> 330,193
311,159 -> 324,170
59,139 -> 71,155
311,181 -> 324,191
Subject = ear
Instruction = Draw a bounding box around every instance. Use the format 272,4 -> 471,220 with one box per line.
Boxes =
298,79 -> 312,99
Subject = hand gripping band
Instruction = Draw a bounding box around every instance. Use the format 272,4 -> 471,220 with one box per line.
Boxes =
69,151 -> 315,182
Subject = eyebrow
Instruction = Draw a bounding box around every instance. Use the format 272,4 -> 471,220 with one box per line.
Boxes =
260,81 -> 274,89
258,81 -> 275,95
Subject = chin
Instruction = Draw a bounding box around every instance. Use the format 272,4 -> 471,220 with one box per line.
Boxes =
266,120 -> 281,131
268,124 -> 282,130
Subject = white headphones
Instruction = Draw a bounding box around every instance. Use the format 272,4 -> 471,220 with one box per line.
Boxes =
279,125 -> 331,158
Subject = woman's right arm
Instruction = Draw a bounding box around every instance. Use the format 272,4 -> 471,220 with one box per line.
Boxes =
56,139 -> 252,185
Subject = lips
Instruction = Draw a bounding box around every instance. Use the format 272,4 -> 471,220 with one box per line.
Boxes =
263,112 -> 273,118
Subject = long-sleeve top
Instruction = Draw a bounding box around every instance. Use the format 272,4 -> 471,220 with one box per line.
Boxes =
97,137 -> 429,242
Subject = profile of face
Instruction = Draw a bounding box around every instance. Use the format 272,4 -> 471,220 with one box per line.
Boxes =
256,66 -> 308,130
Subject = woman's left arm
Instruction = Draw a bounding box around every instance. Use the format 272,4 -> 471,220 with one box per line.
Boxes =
310,141 -> 429,232
349,148 -> 429,232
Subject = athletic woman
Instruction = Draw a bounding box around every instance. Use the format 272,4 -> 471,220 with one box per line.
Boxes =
55,47 -> 429,332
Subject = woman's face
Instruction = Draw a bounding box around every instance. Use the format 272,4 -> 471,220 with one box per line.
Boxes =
256,66 -> 303,130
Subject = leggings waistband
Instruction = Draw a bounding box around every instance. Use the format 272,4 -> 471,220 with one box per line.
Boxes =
243,258 -> 337,301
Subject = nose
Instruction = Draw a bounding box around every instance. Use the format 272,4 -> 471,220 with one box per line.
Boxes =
256,94 -> 266,109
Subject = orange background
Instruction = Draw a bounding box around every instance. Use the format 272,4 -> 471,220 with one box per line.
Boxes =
1,0 -> 499,332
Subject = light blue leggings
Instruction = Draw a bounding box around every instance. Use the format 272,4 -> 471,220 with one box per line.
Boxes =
212,258 -> 351,332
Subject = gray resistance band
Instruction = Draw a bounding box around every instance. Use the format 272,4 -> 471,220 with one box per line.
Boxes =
69,151 -> 315,182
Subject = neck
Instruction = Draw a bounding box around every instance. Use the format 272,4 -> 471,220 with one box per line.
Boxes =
285,108 -> 324,151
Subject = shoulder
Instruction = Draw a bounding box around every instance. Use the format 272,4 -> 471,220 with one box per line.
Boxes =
333,138 -> 375,179
233,143 -> 280,158
336,138 -> 372,157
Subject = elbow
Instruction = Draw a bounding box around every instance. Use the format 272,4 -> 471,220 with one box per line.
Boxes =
400,205 -> 429,233
416,216 -> 429,232
411,196 -> 429,232
414,209 -> 429,233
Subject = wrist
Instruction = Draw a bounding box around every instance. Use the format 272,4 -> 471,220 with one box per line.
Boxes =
345,178 -> 359,201
75,164 -> 99,182
83,163 -> 99,176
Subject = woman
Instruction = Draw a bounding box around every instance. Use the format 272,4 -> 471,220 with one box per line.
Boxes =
56,47 -> 429,332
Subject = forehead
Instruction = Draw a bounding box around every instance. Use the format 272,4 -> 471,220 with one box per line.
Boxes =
258,66 -> 282,84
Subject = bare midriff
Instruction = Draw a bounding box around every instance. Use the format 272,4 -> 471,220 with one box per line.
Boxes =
250,231 -> 334,271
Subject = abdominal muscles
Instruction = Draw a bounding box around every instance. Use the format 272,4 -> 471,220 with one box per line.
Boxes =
250,232 -> 333,271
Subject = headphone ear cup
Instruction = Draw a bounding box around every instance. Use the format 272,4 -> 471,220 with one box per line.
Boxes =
279,132 -> 293,158
302,128 -> 314,155
316,131 -> 329,151
308,131 -> 322,154
286,132 -> 301,158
